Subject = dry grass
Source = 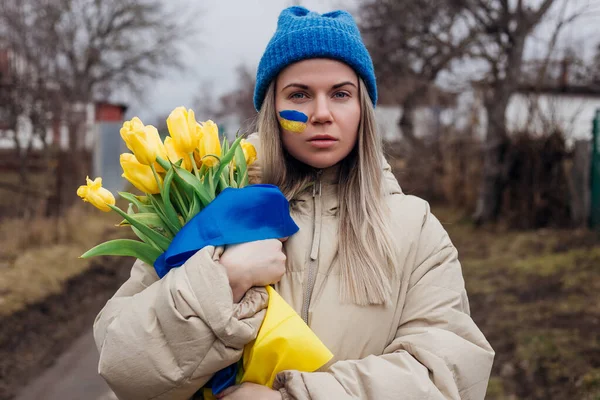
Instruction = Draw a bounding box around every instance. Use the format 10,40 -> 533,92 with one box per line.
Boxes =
433,206 -> 600,400
1,189 -> 599,398
0,201 -> 131,317
0,170 -> 52,213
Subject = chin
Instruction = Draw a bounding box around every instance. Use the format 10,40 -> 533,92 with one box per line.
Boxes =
302,156 -> 341,169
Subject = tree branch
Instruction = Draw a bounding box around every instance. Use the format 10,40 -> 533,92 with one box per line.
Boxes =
534,0 -> 557,23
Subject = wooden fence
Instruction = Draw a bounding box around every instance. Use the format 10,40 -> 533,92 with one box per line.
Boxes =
0,149 -> 91,218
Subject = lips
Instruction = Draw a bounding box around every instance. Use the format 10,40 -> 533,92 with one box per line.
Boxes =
308,134 -> 337,142
307,135 -> 338,149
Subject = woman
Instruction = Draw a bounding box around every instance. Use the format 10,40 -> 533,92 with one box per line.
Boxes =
94,6 -> 494,400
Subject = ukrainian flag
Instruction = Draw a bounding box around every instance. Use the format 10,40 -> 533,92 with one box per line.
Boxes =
278,110 -> 308,133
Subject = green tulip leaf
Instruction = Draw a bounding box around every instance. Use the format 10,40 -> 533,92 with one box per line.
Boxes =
155,156 -> 171,172
213,135 -> 243,189
123,205 -> 162,251
131,226 -> 163,252
222,135 -> 230,154
171,163 -> 213,206
148,195 -> 180,235
119,192 -> 154,213
186,193 -> 201,222
160,167 -> 183,232
119,212 -> 174,240
234,142 -> 249,187
80,239 -> 162,267
108,204 -> 171,251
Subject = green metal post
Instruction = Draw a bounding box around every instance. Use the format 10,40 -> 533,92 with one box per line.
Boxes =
591,109 -> 600,228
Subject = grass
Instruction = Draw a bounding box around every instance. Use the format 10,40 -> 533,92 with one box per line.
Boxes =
0,200 -> 132,317
433,206 -> 600,400
0,192 -> 598,398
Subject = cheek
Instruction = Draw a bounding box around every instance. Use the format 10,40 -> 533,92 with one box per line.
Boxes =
281,131 -> 300,153
341,104 -> 361,143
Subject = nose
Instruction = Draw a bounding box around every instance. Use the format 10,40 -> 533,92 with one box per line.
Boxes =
310,94 -> 333,125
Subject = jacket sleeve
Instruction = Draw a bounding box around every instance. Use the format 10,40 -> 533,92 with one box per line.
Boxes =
93,246 -> 269,400
273,204 -> 495,400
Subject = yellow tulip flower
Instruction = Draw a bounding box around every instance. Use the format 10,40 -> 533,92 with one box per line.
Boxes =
120,117 -> 147,156
120,118 -> 167,167
166,107 -> 201,154
77,177 -> 116,212
120,153 -> 162,194
198,120 -> 222,167
129,126 -> 167,166
193,149 -> 202,169
119,117 -> 145,149
164,136 -> 193,171
241,139 -> 257,166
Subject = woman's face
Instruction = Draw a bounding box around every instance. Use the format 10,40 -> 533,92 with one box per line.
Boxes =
275,59 -> 361,169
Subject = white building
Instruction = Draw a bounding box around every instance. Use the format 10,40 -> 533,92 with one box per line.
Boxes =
505,86 -> 600,142
469,85 -> 600,145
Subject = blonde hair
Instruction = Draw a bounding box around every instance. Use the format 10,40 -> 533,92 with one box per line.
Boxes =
257,79 -> 398,306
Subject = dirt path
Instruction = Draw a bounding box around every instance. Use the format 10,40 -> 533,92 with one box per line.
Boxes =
0,256 -> 130,400
14,330 -> 115,400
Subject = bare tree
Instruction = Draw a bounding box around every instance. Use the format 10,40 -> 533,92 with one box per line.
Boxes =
193,64 -> 257,134
0,12 -> 60,215
458,0 -> 591,224
591,43 -> 600,85
359,0 -> 476,149
0,0 -> 195,216
217,65 -> 257,132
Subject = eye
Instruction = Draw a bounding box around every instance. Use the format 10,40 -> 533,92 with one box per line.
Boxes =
333,91 -> 350,99
289,92 -> 307,100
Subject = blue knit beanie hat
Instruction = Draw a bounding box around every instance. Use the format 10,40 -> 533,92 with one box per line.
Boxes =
253,6 -> 377,111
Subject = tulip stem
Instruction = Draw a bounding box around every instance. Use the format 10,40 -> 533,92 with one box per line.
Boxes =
189,153 -> 200,180
150,163 -> 186,221
172,185 -> 188,219
150,164 -> 163,192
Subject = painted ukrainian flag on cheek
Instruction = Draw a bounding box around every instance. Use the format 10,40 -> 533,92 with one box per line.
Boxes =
278,110 -> 308,133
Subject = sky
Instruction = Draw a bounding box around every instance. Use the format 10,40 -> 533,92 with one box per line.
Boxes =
123,0 -> 599,126
125,0 -> 361,124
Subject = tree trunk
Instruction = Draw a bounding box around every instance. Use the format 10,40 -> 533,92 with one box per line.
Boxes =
398,84 -> 429,150
568,140 -> 591,227
474,35 -> 527,225
473,94 -> 510,224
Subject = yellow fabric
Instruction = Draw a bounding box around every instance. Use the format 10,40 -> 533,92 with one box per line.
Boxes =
203,388 -> 216,400
241,286 -> 333,387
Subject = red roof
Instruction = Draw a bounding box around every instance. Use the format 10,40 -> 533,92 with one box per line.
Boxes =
95,102 -> 128,122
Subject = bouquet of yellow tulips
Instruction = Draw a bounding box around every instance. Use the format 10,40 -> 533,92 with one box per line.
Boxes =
77,107 -> 332,398
77,107 -> 256,266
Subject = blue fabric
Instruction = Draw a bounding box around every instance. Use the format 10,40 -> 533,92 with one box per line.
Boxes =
254,6 -> 377,111
279,110 -> 308,123
153,184 -> 299,278
154,184 -> 299,395
206,362 -> 239,395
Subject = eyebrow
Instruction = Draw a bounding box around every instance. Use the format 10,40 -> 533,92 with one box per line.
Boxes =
332,81 -> 357,89
282,81 -> 358,91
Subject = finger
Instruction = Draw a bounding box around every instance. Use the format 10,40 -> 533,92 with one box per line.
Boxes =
278,237 -> 289,242
216,384 -> 241,398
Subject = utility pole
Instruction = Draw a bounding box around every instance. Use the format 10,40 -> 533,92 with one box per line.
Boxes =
590,109 -> 600,228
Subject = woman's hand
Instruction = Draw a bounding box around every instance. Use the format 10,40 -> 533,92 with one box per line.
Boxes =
216,383 -> 283,400
219,239 -> 287,302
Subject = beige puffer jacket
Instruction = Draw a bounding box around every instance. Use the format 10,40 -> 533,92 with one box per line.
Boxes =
93,136 -> 494,400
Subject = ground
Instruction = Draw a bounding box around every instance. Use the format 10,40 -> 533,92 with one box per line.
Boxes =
436,207 -> 600,400
0,205 -> 599,399
0,202 -> 131,400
